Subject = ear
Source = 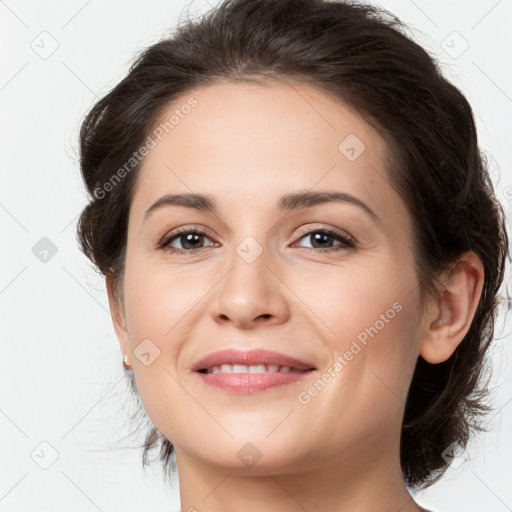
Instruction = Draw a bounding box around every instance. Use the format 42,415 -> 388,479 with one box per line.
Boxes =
419,251 -> 485,364
105,274 -> 131,362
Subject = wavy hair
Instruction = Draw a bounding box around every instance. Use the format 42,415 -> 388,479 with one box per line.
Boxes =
76,0 -> 509,488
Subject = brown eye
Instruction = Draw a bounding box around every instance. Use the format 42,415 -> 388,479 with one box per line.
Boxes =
293,228 -> 355,252
160,229 -> 216,253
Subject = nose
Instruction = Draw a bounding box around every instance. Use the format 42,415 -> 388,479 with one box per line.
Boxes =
210,241 -> 290,330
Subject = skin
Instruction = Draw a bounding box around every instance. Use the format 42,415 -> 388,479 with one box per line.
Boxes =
106,79 -> 484,512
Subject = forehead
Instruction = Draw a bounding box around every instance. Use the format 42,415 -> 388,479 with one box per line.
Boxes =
129,79 -> 401,225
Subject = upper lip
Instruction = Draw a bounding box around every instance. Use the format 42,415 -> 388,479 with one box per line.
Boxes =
192,349 -> 316,372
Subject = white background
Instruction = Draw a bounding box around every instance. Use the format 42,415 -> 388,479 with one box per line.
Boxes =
1,0 -> 511,510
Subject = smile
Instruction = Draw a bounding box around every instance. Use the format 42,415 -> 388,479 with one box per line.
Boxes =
200,364 -> 306,374
192,349 -> 316,393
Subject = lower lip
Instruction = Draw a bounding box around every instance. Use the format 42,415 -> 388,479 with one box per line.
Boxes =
195,370 -> 315,393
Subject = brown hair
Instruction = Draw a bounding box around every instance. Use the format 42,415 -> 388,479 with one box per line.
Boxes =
76,0 -> 509,489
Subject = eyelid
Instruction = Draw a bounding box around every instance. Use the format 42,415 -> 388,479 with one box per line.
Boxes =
158,223 -> 217,246
155,224 -> 216,253
292,223 -> 356,245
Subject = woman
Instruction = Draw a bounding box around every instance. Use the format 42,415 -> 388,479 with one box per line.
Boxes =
76,0 -> 509,510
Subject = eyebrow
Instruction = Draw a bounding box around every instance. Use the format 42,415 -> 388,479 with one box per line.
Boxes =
143,190 -> 379,223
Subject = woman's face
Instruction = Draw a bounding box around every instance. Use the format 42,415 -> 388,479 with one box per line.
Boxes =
109,80 -> 430,475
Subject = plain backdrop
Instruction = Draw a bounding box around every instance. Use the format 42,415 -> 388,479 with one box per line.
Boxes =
1,0 -> 511,510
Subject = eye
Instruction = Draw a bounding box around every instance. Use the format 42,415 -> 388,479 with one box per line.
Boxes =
158,225 -> 355,254
292,227 -> 355,252
159,227 -> 217,253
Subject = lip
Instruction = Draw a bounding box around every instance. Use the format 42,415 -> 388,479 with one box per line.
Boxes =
192,348 -> 316,394
192,348 -> 315,372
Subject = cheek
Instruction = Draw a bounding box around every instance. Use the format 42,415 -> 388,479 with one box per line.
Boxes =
287,251 -> 418,344
300,259 -> 421,408
119,256 -> 214,430
122,255 -> 200,347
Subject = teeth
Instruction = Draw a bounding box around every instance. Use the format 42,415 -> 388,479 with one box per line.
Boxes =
205,364 -> 300,374
249,364 -> 266,373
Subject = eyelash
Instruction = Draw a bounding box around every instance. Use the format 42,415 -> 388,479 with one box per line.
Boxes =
158,225 -> 355,254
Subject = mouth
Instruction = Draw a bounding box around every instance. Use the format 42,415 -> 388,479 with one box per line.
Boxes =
199,364 -> 306,374
192,348 -> 316,393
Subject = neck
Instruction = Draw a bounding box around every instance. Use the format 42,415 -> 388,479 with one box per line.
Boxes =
175,443 -> 424,512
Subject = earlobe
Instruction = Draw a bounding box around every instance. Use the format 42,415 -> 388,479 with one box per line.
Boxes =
420,251 -> 484,364
105,274 -> 131,359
